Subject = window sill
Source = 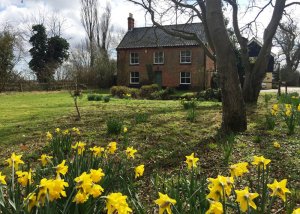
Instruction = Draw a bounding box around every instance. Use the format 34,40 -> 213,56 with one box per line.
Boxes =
180,62 -> 192,65
130,63 -> 139,66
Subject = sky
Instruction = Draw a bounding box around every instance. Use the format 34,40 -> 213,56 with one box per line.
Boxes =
0,0 -> 299,76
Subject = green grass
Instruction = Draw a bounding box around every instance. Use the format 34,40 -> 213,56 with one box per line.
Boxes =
0,91 -> 299,191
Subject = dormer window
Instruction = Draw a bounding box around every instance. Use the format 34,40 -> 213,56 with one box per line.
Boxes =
154,51 -> 164,64
180,50 -> 192,64
130,52 -> 139,65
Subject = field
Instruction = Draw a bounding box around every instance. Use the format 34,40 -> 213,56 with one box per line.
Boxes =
0,91 -> 299,212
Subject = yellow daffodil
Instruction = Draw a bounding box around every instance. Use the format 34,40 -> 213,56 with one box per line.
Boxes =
205,200 -> 223,214
55,128 -> 60,133
37,178 -> 51,206
230,162 -> 249,177
273,141 -> 280,148
6,152 -> 24,170
74,172 -> 93,193
123,127 -> 128,133
154,192 -> 176,214
90,146 -> 105,157
207,175 -> 234,197
206,186 -> 223,201
72,127 -> 81,135
0,172 -> 6,185
292,208 -> 300,214
297,104 -> 300,112
46,131 -> 53,141
271,104 -> 279,115
72,141 -> 86,155
90,168 -> 105,183
56,160 -> 68,177
38,154 -> 53,167
16,169 -> 32,187
89,184 -> 104,198
47,178 -> 69,201
267,179 -> 291,202
285,104 -> 292,116
24,192 -> 37,212
125,147 -> 137,159
107,142 -> 117,154
135,164 -> 144,178
63,129 -> 69,135
235,187 -> 259,212
106,192 -> 132,214
73,191 -> 89,204
252,155 -> 271,170
185,153 -> 199,170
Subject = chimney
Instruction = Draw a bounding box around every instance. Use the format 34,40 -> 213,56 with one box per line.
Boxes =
128,13 -> 134,31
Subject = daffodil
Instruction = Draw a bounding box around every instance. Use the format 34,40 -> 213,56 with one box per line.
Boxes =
297,104 -> 300,112
72,141 -> 86,155
38,154 -> 53,166
89,184 -> 104,198
6,152 -> 24,170
56,160 -> 68,177
107,142 -> 117,154
205,200 -> 223,214
154,192 -> 176,214
46,131 -> 53,141
207,175 -> 234,197
235,187 -> 259,212
16,169 -> 32,187
267,179 -> 291,202
55,128 -> 60,133
252,155 -> 271,170
0,172 -> 6,185
230,162 -> 249,177
135,164 -> 144,178
37,178 -> 51,206
72,127 -> 80,135
90,168 -> 105,183
106,192 -> 132,214
125,147 -> 137,159
73,191 -> 89,204
292,208 -> 300,214
123,127 -> 128,133
271,104 -> 279,115
24,192 -> 37,212
47,178 -> 69,201
273,141 -> 280,148
74,172 -> 93,193
63,129 -> 69,135
90,146 -> 105,157
185,153 -> 199,170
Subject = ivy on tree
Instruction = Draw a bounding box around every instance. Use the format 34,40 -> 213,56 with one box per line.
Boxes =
29,24 -> 69,83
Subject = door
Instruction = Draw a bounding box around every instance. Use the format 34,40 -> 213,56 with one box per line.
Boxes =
154,71 -> 162,87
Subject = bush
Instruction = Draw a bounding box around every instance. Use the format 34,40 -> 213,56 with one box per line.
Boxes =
110,86 -> 130,98
106,117 -> 123,135
134,113 -> 149,124
197,88 -> 222,101
95,95 -> 102,101
103,96 -> 110,103
140,84 -> 159,98
87,94 -> 96,101
150,87 -> 176,100
129,88 -> 140,99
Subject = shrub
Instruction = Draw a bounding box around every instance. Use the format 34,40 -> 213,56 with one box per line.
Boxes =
87,94 -> 96,101
103,96 -> 110,103
95,95 -> 102,101
180,98 -> 197,110
140,84 -> 159,98
150,87 -> 176,100
106,117 -> 123,135
197,88 -> 222,101
110,86 -> 130,98
129,88 -> 140,99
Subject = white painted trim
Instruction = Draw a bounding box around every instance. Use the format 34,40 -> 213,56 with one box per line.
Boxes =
180,72 -> 191,84
180,50 -> 192,64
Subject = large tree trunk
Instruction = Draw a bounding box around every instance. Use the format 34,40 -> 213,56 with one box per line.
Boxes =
242,0 -> 286,103
206,0 -> 247,133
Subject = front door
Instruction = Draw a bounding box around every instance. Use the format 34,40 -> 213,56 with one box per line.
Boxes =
154,71 -> 162,87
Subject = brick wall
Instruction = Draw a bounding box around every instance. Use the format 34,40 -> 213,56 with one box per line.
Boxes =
117,46 -> 215,90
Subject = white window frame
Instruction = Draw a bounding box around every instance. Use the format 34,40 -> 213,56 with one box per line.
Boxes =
130,52 -> 139,65
153,51 -> 164,64
180,72 -> 191,85
180,50 -> 192,64
130,71 -> 140,84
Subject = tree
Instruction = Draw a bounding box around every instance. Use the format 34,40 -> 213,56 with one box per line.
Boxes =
29,24 -> 69,83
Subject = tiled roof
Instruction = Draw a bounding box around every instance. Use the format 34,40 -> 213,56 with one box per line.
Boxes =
117,23 -> 206,49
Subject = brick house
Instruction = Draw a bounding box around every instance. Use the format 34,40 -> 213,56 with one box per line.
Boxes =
116,14 -> 215,90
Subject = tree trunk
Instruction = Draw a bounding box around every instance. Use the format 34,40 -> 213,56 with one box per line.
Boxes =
206,0 -> 247,133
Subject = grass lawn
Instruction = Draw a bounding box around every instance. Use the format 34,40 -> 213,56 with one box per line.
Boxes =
0,91 -> 299,193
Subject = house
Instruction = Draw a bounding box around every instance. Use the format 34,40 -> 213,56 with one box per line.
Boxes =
248,38 -> 275,89
116,14 -> 215,90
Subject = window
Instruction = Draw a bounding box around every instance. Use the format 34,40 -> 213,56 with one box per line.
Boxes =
130,52 -> 139,65
180,50 -> 192,64
180,72 -> 191,84
153,51 -> 164,64
130,72 -> 139,84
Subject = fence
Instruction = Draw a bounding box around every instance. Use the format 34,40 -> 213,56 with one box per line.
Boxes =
1,81 -> 88,92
